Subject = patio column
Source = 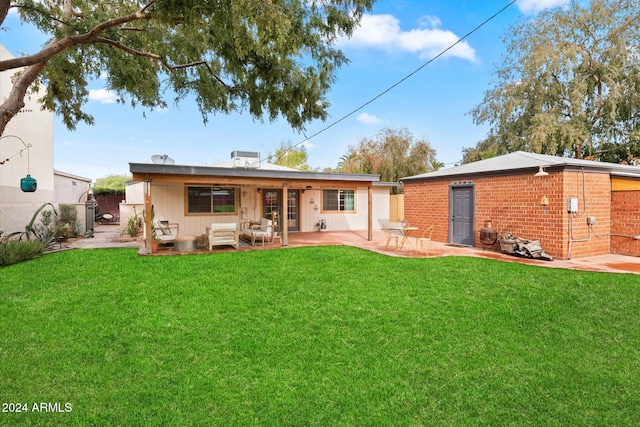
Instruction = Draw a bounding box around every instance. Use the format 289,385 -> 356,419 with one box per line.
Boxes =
368,185 -> 373,241
282,183 -> 288,246
143,180 -> 152,254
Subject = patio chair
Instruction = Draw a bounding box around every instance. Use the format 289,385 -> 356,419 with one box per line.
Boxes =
382,222 -> 404,250
271,211 -> 282,244
241,217 -> 273,246
153,219 -> 179,246
415,226 -> 434,256
208,223 -> 239,250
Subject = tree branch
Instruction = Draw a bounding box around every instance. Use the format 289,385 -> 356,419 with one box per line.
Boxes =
590,138 -> 637,156
0,0 -> 10,27
0,61 -> 46,136
0,7 -> 152,72
93,38 -> 248,94
550,72 -> 571,103
1,2 -> 156,134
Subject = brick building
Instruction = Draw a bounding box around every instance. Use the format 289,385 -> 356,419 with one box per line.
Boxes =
401,151 -> 640,260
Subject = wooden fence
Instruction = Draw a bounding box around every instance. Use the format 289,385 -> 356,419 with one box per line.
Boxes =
389,194 -> 404,222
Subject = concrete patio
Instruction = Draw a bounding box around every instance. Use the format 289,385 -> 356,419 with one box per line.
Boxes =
65,224 -> 640,275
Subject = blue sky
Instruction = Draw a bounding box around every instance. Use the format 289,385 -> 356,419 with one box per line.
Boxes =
2,0 -> 569,181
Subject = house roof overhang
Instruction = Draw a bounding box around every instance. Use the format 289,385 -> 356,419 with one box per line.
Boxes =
401,151 -> 640,184
53,169 -> 92,182
129,163 -> 381,188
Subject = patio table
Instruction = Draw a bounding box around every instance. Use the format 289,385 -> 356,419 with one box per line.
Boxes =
399,226 -> 418,252
174,235 -> 197,252
386,225 -> 418,254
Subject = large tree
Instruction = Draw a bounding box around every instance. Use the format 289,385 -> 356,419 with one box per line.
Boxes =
0,0 -> 374,136
268,141 -> 312,170
339,127 -> 436,193
469,0 -> 640,161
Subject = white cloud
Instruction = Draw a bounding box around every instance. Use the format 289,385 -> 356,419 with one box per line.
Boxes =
88,88 -> 117,104
300,140 -> 316,150
357,112 -> 382,125
340,14 -> 477,62
418,15 -> 442,29
516,0 -> 570,14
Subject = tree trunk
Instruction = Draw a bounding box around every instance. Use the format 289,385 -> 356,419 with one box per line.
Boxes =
574,139 -> 583,159
0,62 -> 46,136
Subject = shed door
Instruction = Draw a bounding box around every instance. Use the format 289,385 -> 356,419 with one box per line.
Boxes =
450,186 -> 474,246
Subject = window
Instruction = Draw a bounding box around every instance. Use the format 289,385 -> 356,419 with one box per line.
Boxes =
187,186 -> 236,214
322,189 -> 355,212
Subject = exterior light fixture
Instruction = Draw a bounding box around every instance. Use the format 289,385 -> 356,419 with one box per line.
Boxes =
540,195 -> 550,214
535,166 -> 549,177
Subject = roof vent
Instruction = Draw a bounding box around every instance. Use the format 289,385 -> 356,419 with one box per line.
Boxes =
230,150 -> 260,169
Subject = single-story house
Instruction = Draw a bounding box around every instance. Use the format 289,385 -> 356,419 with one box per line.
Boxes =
401,151 -> 640,260
126,151 -> 393,251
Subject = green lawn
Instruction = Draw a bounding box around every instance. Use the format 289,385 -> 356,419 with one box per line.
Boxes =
1,246 -> 640,426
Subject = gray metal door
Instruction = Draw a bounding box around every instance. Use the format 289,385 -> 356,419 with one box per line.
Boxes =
450,185 -> 474,246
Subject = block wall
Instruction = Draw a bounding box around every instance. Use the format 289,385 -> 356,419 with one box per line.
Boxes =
474,172 -> 566,258
611,190 -> 640,257
403,180 -> 451,243
404,170 -> 613,260
562,171 -> 611,259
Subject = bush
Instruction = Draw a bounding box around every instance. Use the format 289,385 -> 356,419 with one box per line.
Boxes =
93,175 -> 129,195
0,238 -> 46,267
56,204 -> 79,239
127,207 -> 143,237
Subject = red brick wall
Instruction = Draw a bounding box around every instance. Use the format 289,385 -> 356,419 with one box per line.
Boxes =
404,170 -> 613,260
611,190 -> 640,256
562,171 -> 611,259
403,180 -> 451,243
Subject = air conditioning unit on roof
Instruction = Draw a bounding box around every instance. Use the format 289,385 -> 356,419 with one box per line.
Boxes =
230,150 -> 260,169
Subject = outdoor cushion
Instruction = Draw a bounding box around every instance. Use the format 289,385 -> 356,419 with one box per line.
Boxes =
153,219 -> 178,245
241,218 -> 273,246
208,223 -> 239,250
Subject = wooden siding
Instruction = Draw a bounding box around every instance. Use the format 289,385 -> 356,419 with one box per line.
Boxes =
128,182 -> 389,239
612,176 -> 640,191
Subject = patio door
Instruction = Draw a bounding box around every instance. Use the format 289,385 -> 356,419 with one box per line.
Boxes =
263,189 -> 299,232
449,184 -> 474,246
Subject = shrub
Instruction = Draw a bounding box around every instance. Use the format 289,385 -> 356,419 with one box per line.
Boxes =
56,204 -> 79,239
30,208 -> 57,248
93,175 -> 129,195
127,207 -> 143,237
0,238 -> 46,267
10,203 -> 59,248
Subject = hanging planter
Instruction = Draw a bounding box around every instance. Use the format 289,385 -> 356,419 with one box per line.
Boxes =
20,174 -> 37,192
0,135 -> 36,192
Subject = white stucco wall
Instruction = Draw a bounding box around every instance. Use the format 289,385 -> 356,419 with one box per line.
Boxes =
1,44 -> 55,234
54,170 -> 92,204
